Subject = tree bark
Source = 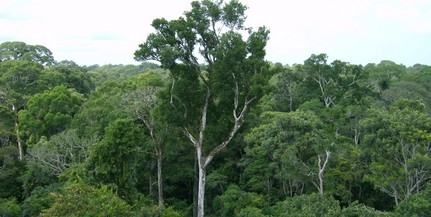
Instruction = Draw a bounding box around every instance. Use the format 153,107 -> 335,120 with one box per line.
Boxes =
157,150 -> 164,207
317,150 -> 331,195
12,104 -> 24,161
148,175 -> 153,196
197,146 -> 206,217
15,122 -> 23,161
123,87 -> 165,206
181,75 -> 255,217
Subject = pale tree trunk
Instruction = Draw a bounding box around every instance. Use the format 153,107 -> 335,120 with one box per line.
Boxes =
12,104 -> 24,161
123,87 -> 165,206
196,147 -> 206,217
183,79 -> 254,217
313,71 -> 335,108
157,149 -> 164,207
316,150 -> 331,195
15,122 -> 23,161
354,128 -> 360,145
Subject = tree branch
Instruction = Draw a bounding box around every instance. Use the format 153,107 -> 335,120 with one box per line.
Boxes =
199,87 -> 211,146
183,127 -> 198,148
204,79 -> 255,168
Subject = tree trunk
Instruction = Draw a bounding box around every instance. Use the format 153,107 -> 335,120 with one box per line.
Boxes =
148,175 -> 153,196
12,104 -> 24,161
193,155 -> 198,217
197,147 -> 206,217
182,80 -> 254,217
157,150 -> 164,207
354,128 -> 360,145
197,166 -> 206,217
288,83 -> 293,112
15,122 -> 23,161
317,150 -> 331,196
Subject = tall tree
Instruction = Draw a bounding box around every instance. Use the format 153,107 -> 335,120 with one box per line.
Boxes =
360,99 -> 431,205
0,60 -> 44,160
302,54 -> 370,108
88,118 -> 145,203
18,85 -> 85,145
121,71 -> 168,206
243,110 -> 333,199
272,65 -> 303,112
134,1 -> 270,216
303,54 -> 337,107
364,60 -> 406,92
0,41 -> 55,66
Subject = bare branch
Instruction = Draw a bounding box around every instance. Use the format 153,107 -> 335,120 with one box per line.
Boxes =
204,80 -> 256,168
199,87 -> 211,146
183,127 -> 198,148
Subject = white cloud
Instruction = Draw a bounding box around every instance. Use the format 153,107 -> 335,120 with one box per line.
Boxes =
1,0 -> 430,66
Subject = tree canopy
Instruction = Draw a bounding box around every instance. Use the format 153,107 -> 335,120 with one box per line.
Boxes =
1,1 -> 431,216
0,41 -> 55,66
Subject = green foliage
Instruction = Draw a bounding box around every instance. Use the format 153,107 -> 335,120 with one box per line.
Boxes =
88,118 -> 145,202
132,69 -> 166,87
135,0 -> 271,147
242,110 -> 331,200
20,183 -> 62,217
0,145 -> 23,199
71,79 -> 132,139
137,203 -> 185,217
212,184 -> 267,217
41,181 -> 133,217
88,62 -> 159,86
364,60 -> 406,92
0,41 -> 55,65
381,81 -> 431,107
19,85 -> 85,144
270,193 -> 341,217
394,183 -> 431,217
3,35 -> 431,217
341,201 -> 390,217
235,206 -> 268,217
0,198 -> 21,217
360,99 -> 431,204
300,54 -> 370,108
271,65 -> 304,112
52,60 -> 95,95
19,159 -> 58,198
26,129 -> 94,176
0,103 -> 16,129
0,60 -> 44,109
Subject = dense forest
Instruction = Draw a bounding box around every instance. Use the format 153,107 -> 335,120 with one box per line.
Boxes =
2,1 -> 431,216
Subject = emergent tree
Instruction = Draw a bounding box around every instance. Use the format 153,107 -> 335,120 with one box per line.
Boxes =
134,0 -> 270,216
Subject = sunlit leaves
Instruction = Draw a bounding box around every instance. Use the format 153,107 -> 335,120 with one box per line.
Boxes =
0,41 -> 55,66
41,181 -> 133,216
18,85 -> 85,144
360,99 -> 431,204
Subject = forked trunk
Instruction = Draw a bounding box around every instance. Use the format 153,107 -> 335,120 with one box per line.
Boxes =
317,150 -> 331,196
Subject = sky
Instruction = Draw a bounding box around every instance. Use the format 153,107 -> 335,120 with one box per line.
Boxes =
1,0 -> 430,67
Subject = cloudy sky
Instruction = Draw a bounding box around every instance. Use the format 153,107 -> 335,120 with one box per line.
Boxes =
1,0 -> 430,66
